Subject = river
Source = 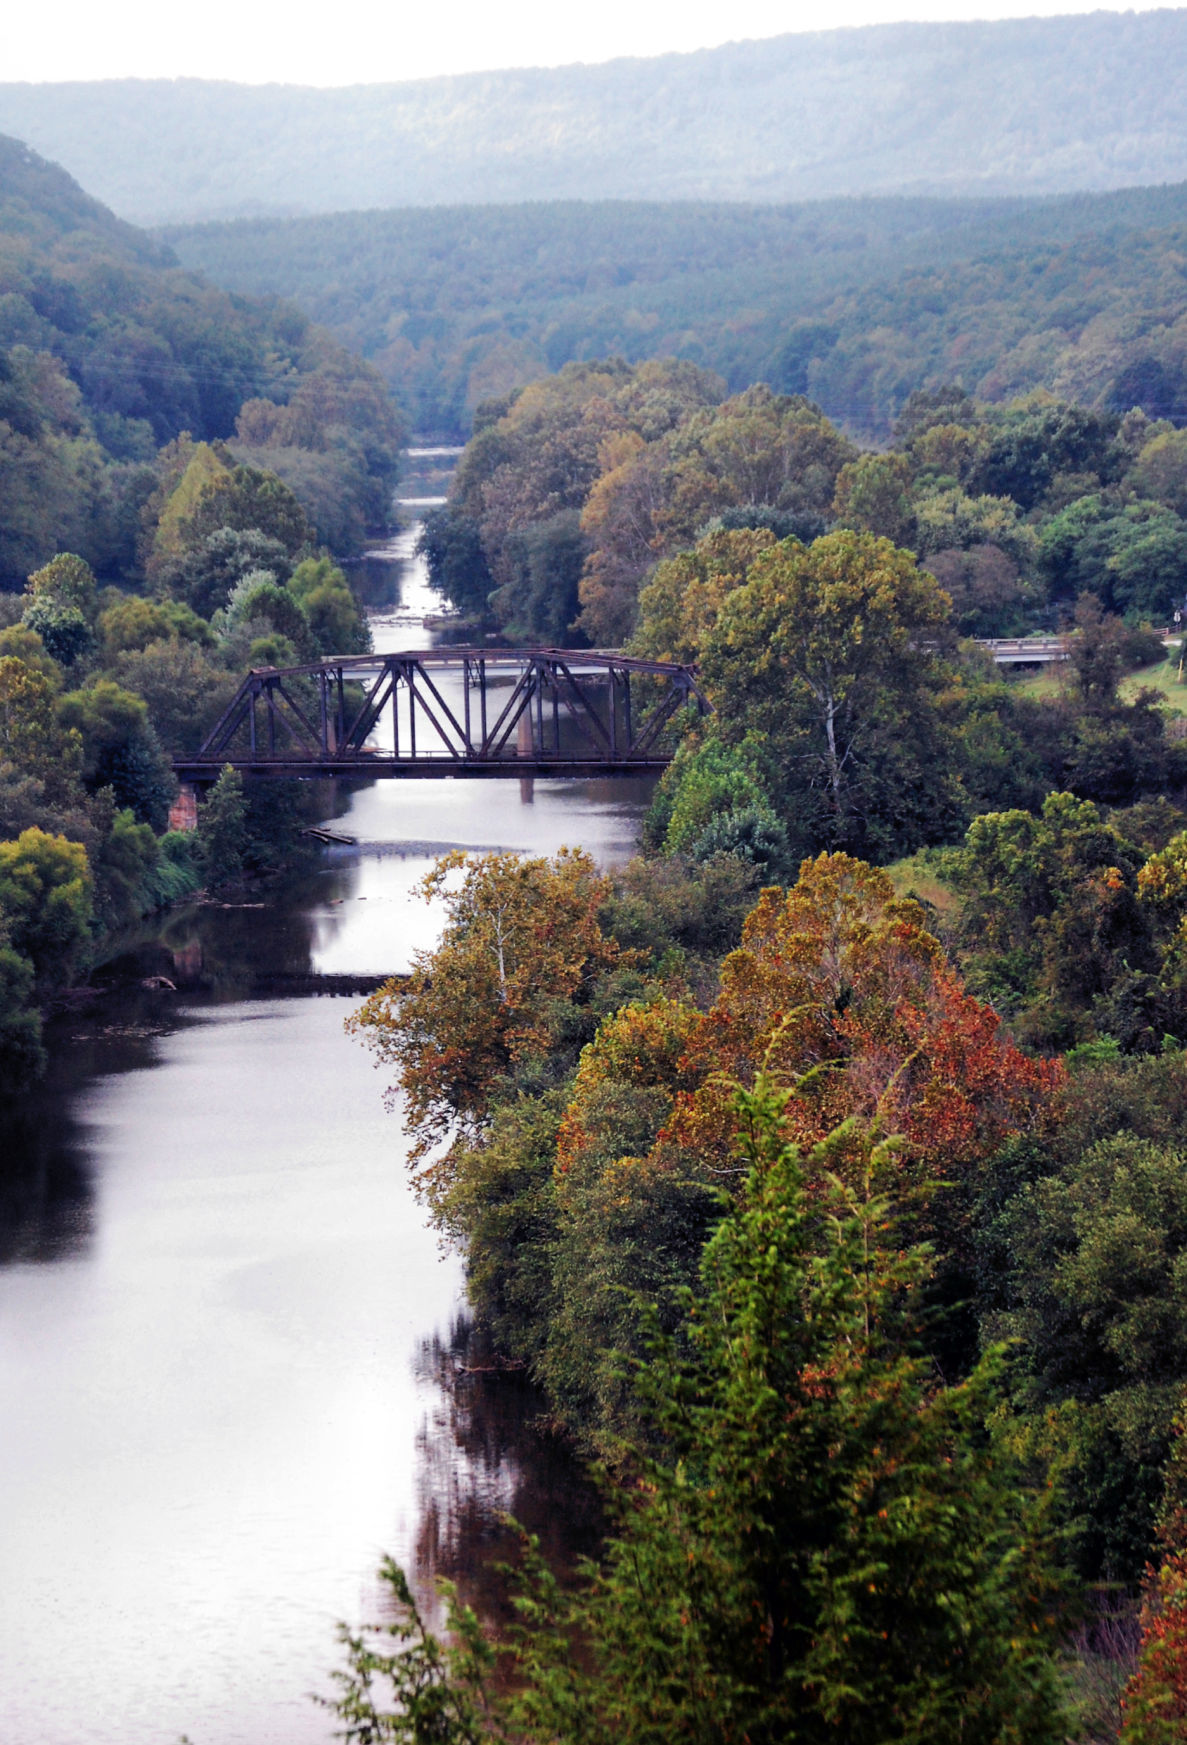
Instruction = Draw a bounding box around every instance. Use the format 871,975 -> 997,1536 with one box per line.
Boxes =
0,510 -> 649,1744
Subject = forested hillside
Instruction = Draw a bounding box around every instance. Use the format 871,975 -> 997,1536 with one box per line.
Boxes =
3,11 -> 1187,223
15,99 -> 1187,1734
165,184 -> 1187,439
0,135 -> 406,1079
0,134 -> 404,575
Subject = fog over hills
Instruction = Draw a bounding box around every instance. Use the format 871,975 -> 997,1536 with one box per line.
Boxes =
2,10 -> 1187,222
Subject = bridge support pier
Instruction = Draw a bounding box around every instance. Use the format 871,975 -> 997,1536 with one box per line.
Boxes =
517,697 -> 534,801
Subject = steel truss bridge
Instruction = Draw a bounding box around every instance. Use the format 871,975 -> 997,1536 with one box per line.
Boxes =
173,648 -> 709,785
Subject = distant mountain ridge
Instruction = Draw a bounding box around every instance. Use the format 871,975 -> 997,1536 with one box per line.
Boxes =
2,11 -> 1187,222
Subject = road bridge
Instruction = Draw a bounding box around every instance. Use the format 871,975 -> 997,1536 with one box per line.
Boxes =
979,636 -> 1069,666
173,648 -> 709,786
979,629 -> 1179,665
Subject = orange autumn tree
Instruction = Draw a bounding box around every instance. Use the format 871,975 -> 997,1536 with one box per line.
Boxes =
668,854 -> 1061,1182
559,854 -> 1060,1222
548,856 -> 1061,1441
348,848 -> 631,1203
555,996 -> 705,1185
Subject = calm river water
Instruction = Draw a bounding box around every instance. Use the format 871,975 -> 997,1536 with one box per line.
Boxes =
0,513 -> 647,1744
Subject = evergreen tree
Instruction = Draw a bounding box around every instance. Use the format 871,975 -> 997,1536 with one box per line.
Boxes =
195,765 -> 248,888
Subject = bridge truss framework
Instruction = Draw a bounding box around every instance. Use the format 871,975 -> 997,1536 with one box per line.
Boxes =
174,648 -> 709,784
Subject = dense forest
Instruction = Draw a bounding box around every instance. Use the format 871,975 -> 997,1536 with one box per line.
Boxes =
422,357 -> 1187,654
3,12 -> 1187,221
165,183 -> 1187,438
0,138 -> 405,1081
336,352 -> 1187,1736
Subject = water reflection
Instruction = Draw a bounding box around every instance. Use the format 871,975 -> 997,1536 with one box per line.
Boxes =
0,981 -> 213,1266
412,1318 -> 603,1632
0,1076 -> 94,1265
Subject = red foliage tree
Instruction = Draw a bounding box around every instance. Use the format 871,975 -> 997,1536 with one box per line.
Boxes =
1123,1418 -> 1187,1744
663,854 -> 1061,1199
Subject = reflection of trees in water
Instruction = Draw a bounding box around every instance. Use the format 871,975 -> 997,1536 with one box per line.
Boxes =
92,860 -> 362,1003
0,1060 -> 98,1263
411,1316 -> 603,1633
0,981 -> 209,1263
0,853 -> 368,1266
0,844 -> 372,1270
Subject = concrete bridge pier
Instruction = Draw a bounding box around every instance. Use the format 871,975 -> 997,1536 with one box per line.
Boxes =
517,706 -> 534,801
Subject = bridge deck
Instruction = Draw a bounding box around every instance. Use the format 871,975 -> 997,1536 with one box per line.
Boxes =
174,754 -> 672,781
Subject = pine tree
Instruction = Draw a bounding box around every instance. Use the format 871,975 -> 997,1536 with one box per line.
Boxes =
195,764 -> 248,889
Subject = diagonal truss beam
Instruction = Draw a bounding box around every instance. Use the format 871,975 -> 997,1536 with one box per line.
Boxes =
180,648 -> 710,779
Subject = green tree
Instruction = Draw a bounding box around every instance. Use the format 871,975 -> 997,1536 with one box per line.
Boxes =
175,455 -> 311,561
417,506 -> 493,619
430,1090 -> 565,1366
161,525 -> 297,619
288,555 -> 370,656
195,764 -> 249,888
832,450 -> 915,545
57,677 -> 176,829
0,827 -> 92,996
1131,426 -> 1187,517
110,638 -> 238,758
20,598 -> 94,665
0,931 -> 43,1092
0,655 -> 83,806
953,791 -> 1154,1044
90,804 -> 163,931
702,528 -> 957,859
25,551 -> 99,623
972,402 -> 1119,512
491,509 -> 588,644
630,525 -> 776,665
223,573 -> 317,662
1038,494 -> 1187,619
649,735 -> 790,878
0,623 -> 62,687
912,486 -> 1036,573
989,1131 -> 1187,1582
99,595 -> 214,654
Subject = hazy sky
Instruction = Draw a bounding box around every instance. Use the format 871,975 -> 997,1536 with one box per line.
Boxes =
3,0 -> 1161,85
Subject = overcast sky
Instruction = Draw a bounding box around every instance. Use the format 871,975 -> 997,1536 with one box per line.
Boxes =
2,0 -> 1160,85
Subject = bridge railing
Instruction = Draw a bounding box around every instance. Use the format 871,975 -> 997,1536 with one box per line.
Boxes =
175,648 -> 710,781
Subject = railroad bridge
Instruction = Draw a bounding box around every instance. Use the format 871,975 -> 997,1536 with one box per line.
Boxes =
172,648 -> 709,790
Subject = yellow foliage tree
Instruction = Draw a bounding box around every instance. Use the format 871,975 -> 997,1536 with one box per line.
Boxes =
347,848 -> 631,1204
